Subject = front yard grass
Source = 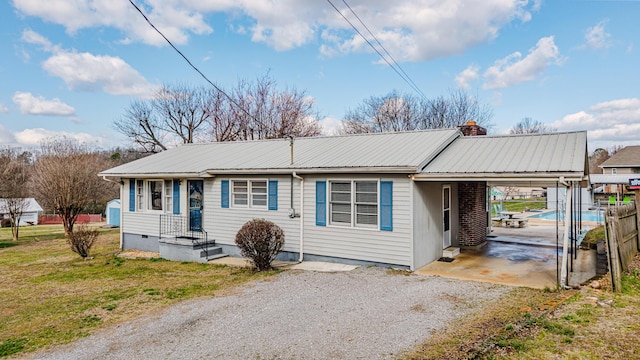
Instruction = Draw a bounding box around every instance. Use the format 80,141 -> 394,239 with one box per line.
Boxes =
0,225 -> 275,358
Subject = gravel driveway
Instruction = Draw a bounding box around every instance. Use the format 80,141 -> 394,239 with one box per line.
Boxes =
29,267 -> 508,360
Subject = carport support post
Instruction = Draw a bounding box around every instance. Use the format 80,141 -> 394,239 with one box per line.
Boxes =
560,183 -> 572,287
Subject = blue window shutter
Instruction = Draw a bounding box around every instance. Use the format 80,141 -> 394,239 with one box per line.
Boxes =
316,181 -> 326,226
221,180 -> 229,208
380,181 -> 393,231
129,178 -> 135,212
173,180 -> 180,214
268,180 -> 278,210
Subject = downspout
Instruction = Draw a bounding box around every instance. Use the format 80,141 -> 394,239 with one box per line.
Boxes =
292,172 -> 304,262
559,176 -> 571,288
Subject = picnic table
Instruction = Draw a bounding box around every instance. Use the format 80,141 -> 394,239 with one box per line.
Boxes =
497,211 -> 529,228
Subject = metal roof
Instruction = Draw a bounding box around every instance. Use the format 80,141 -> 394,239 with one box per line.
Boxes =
0,198 -> 43,213
100,129 -> 461,177
599,145 -> 640,168
590,173 -> 639,184
418,131 -> 588,183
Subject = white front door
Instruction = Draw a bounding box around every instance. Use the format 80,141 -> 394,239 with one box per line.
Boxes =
443,185 -> 451,249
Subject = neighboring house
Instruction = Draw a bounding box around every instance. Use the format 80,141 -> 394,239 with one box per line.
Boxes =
598,146 -> 640,194
0,198 -> 43,226
100,124 -> 589,270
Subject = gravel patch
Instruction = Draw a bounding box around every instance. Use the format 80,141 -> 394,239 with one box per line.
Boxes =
28,267 -> 509,360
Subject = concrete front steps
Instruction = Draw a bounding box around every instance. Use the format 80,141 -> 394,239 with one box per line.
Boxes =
159,237 -> 228,263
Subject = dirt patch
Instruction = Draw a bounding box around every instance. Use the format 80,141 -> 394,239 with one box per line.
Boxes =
117,250 -> 160,259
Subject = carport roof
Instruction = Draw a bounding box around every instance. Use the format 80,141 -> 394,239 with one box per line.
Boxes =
590,173 -> 638,184
417,131 -> 589,186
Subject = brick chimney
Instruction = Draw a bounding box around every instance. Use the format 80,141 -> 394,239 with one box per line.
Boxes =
459,121 -> 486,136
456,120 -> 488,249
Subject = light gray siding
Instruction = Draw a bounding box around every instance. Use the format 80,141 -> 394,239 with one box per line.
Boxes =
204,176 -> 301,253
122,212 -> 160,236
302,174 -> 412,267
412,182 -> 459,269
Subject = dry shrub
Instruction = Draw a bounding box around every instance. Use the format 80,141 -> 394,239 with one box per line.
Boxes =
235,219 -> 284,271
67,225 -> 99,259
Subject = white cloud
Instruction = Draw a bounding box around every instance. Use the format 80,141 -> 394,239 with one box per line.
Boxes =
21,30 -> 158,97
0,103 -> 8,113
320,116 -> 342,136
455,65 -> 480,90
483,36 -> 561,89
14,128 -> 110,147
12,91 -> 75,116
42,51 -> 157,97
13,0 -> 539,62
21,28 -> 60,52
584,20 -> 611,50
552,98 -> 640,150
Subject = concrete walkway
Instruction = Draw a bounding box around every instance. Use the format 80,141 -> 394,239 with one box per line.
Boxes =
208,256 -> 358,272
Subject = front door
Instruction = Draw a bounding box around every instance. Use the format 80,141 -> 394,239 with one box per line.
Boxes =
443,185 -> 451,249
188,180 -> 203,232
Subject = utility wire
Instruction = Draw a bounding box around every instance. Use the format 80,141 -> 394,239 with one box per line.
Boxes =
326,0 -> 426,99
127,0 -> 262,125
341,0 -> 426,99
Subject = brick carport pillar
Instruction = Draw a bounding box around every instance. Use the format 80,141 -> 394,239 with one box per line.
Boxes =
458,182 -> 488,248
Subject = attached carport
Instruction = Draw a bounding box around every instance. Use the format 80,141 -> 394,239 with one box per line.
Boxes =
414,131 -> 591,288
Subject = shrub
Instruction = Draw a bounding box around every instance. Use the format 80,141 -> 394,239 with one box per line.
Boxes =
235,219 -> 284,271
67,224 -> 99,259
0,218 -> 11,228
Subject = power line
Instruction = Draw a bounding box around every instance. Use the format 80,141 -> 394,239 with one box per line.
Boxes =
326,0 -> 426,99
127,0 -> 262,125
341,0 -> 426,99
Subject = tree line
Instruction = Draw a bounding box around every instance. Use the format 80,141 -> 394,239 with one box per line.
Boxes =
0,141 -> 147,242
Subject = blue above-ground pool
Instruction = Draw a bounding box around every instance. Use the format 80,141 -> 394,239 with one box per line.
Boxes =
528,210 -> 604,223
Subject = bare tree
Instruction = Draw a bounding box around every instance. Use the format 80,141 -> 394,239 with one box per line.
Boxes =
229,75 -> 322,141
0,149 -> 31,241
509,117 -> 556,134
33,138 -> 112,236
342,89 -> 493,134
116,75 -> 322,151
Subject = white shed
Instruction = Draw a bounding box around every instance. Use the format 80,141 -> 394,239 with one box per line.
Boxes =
106,199 -> 121,227
0,198 -> 43,226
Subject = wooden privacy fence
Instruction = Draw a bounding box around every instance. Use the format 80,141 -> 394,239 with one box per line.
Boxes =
605,202 -> 640,292
38,214 -> 103,225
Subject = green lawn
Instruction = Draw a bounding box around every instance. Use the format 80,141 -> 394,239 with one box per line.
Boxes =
0,224 -> 274,357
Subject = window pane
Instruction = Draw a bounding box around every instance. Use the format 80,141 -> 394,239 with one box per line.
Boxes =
252,194 -> 267,206
149,181 -> 163,211
164,180 -> 172,213
233,181 -> 248,192
331,182 -> 351,192
331,192 -> 351,202
356,192 -> 377,203
356,204 -> 378,226
356,181 -> 377,193
252,181 -> 267,194
356,214 -> 378,225
331,211 -> 351,224
234,193 -> 248,206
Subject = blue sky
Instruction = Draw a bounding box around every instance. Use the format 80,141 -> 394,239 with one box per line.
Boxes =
1,0 -> 639,152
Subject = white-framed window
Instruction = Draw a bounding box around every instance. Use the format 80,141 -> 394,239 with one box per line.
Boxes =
251,181 -> 267,207
136,180 -> 144,211
164,180 -> 173,213
329,180 -> 378,228
232,180 -> 268,208
135,180 -> 173,212
612,168 -> 617,174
